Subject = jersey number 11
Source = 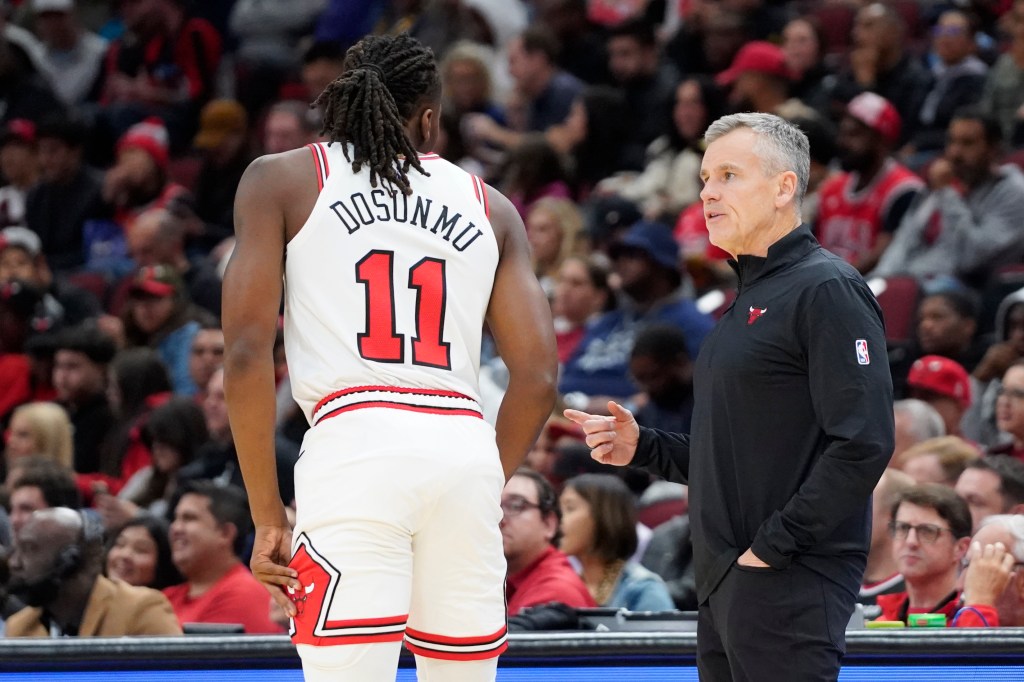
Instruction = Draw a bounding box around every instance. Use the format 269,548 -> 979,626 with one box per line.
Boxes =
356,250 -> 451,370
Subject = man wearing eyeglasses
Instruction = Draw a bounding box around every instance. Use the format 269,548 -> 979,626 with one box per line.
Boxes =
876,484 -> 972,624
501,468 -> 595,617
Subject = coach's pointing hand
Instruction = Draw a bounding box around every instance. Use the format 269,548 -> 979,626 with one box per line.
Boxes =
564,401 -> 639,466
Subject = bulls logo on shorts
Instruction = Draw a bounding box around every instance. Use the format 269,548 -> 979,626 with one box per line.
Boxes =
288,533 -> 407,646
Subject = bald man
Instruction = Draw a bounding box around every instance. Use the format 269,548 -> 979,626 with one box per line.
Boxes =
5,508 -> 182,637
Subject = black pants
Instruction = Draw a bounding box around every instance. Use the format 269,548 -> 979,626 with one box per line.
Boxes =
697,562 -> 855,682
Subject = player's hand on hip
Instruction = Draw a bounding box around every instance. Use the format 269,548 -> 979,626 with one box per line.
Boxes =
563,400 -> 639,466
251,524 -> 301,617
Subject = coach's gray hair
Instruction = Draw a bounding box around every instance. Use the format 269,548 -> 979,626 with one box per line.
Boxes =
978,514 -> 1024,561
893,399 -> 947,442
704,113 -> 810,214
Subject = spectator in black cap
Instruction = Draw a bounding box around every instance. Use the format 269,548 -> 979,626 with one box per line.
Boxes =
560,221 -> 713,414
24,116 -> 107,273
51,324 -> 117,475
583,194 -> 642,253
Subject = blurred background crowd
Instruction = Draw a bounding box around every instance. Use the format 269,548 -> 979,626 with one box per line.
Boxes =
2,0 -> 1024,638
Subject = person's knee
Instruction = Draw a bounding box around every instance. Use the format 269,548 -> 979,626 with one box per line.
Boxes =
297,642 -> 402,681
415,655 -> 498,682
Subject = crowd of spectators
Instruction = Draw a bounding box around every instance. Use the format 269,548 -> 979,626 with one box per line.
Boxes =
2,0 -> 1024,639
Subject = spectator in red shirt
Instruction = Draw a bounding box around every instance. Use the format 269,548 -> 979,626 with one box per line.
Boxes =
502,468 -> 595,617
815,92 -> 922,274
99,0 -> 221,152
162,481 -> 282,634
875,483 -> 972,624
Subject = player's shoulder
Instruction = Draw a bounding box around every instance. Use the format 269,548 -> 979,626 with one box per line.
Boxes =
237,148 -> 321,204
479,181 -> 520,229
243,148 -> 317,183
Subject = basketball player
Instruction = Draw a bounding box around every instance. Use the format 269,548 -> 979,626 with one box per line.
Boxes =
222,33 -> 557,682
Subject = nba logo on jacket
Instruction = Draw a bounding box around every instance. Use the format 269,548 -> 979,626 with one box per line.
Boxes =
855,339 -> 870,365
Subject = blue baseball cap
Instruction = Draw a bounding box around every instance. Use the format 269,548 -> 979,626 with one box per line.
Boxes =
608,221 -> 680,272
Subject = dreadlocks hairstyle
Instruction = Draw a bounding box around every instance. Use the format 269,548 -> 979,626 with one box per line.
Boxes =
314,33 -> 441,196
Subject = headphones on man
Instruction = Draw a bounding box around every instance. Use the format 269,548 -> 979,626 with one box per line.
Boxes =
54,510 -> 105,578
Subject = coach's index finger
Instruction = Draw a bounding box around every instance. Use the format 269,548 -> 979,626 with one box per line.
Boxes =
563,408 -> 595,425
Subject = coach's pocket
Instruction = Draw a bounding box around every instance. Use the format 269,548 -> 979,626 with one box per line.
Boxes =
733,562 -> 779,574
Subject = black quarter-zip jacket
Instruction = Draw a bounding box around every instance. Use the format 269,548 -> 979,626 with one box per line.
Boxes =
632,225 -> 895,604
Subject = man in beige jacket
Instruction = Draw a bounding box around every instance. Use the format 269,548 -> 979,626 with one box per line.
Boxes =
5,507 -> 181,637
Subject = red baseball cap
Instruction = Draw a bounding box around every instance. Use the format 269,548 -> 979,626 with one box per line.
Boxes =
845,92 -> 902,147
130,265 -> 181,298
716,41 -> 791,86
907,355 -> 972,409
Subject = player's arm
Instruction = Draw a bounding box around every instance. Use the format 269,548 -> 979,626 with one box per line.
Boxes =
222,155 -> 301,607
223,155 -> 288,528
485,186 -> 558,481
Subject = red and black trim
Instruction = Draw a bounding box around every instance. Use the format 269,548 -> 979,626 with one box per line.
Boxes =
313,615 -> 408,645
404,625 -> 508,661
471,175 -> 490,218
307,142 -> 330,192
312,385 -> 483,425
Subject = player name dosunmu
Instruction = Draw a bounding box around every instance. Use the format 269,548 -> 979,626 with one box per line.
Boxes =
329,189 -> 484,252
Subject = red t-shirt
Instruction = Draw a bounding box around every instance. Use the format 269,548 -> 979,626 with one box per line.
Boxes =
506,545 -> 596,616
816,159 -> 922,265
951,603 -> 1000,627
163,563 -> 284,634
875,589 -> 961,625
556,325 -> 586,365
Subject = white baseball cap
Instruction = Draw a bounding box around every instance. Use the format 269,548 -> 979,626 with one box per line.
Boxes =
32,0 -> 74,13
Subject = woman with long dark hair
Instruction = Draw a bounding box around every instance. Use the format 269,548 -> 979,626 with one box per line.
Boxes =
99,397 -> 210,527
559,473 -> 674,611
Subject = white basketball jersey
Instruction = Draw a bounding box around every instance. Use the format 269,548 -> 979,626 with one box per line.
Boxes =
284,143 -> 499,424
